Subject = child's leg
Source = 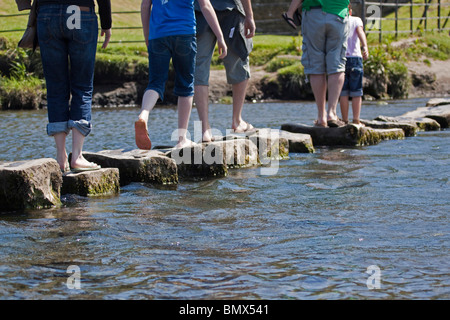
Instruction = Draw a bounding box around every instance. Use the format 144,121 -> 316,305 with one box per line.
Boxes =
171,35 -> 197,148
352,96 -> 362,124
138,89 -> 160,123
176,96 -> 194,149
339,95 -> 350,123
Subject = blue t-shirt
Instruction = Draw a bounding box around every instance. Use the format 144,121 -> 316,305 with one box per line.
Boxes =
149,0 -> 196,40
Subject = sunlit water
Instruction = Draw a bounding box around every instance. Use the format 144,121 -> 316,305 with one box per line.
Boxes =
0,98 -> 449,299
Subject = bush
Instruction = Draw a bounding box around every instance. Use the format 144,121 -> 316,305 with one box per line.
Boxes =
387,61 -> 409,99
265,56 -> 300,72
0,76 -> 46,110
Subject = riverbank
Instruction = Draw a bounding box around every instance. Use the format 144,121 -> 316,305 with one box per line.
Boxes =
1,33 -> 449,109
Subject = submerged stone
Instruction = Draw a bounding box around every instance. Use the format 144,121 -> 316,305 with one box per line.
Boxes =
0,158 -> 62,212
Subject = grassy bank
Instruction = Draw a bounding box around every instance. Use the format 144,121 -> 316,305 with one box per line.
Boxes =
0,1 -> 449,108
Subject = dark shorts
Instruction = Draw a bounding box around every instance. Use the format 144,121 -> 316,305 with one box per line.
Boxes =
147,34 -> 197,100
341,57 -> 364,97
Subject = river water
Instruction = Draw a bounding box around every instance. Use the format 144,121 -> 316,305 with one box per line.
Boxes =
0,98 -> 448,300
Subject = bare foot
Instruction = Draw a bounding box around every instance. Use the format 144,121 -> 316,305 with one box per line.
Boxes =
71,155 -> 100,171
232,121 -> 255,133
57,152 -> 69,172
353,120 -> 365,126
174,139 -> 197,150
202,128 -> 215,143
135,118 -> 152,150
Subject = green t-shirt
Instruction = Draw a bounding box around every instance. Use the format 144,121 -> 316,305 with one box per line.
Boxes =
302,0 -> 350,19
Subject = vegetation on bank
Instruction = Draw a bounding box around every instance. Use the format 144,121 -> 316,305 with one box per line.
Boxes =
0,25 -> 449,109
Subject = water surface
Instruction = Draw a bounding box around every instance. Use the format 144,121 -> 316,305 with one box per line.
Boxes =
0,98 -> 449,299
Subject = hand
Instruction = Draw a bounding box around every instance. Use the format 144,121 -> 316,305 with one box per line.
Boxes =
101,29 -> 112,49
244,16 -> 256,38
362,46 -> 369,60
217,39 -> 227,59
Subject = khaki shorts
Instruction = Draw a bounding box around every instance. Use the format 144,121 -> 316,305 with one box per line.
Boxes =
301,8 -> 349,75
194,21 -> 250,86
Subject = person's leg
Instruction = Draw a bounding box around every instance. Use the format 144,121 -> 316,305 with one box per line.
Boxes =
37,5 -> 71,169
327,72 -> 345,122
193,85 -> 213,142
67,7 -> 100,169
194,28 -> 216,142
340,96 -> 350,123
67,9 -> 98,137
54,132 -> 68,171
70,127 -> 99,170
176,96 -> 195,148
309,74 -> 327,127
135,37 -> 170,150
351,96 -> 362,124
172,35 -> 197,148
138,89 -> 160,123
301,9 -> 327,126
222,49 -> 252,132
348,58 -> 364,124
324,11 -> 348,126
231,79 -> 253,132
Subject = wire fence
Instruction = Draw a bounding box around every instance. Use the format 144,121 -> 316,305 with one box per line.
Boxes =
0,1 -> 448,44
362,0 -> 450,42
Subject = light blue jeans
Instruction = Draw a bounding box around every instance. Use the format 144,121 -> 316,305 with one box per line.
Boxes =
37,4 -> 98,136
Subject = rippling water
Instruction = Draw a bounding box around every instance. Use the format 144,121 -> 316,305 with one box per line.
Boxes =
0,98 -> 449,299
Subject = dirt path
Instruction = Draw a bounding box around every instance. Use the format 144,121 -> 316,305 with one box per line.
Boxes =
406,58 -> 450,98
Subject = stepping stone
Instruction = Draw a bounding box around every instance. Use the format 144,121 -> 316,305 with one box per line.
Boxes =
83,149 -> 178,186
374,115 -> 441,132
166,138 -> 259,180
281,123 -> 405,147
274,129 -> 315,154
61,168 -> 120,197
0,158 -> 62,212
426,98 -> 450,107
360,119 -> 418,137
400,103 -> 450,129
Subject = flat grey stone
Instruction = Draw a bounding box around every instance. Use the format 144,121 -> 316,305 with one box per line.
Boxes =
0,158 -> 62,211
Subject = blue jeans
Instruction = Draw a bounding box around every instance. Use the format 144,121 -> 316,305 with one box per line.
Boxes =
341,57 -> 364,97
37,4 -> 98,136
147,35 -> 197,100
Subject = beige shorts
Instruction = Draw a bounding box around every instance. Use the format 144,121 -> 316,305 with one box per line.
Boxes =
301,8 -> 349,75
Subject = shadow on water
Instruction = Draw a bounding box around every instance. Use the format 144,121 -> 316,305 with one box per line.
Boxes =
0,98 -> 449,299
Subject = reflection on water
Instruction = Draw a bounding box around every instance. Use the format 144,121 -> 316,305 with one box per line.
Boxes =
0,98 -> 449,299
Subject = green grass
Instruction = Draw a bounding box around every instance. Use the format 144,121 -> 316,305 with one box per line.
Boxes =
366,0 -> 450,44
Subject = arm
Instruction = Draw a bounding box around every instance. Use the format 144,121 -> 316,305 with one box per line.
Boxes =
356,26 -> 369,60
240,0 -> 256,38
197,0 -> 227,59
141,0 -> 152,47
97,0 -> 112,48
287,0 -> 302,16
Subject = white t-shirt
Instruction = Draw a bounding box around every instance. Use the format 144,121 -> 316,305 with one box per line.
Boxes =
346,16 -> 364,58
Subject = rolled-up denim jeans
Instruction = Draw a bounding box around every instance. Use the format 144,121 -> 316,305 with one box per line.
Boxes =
37,4 -> 98,136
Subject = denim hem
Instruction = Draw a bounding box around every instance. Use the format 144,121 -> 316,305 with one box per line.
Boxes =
68,119 -> 92,137
47,122 -> 70,136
